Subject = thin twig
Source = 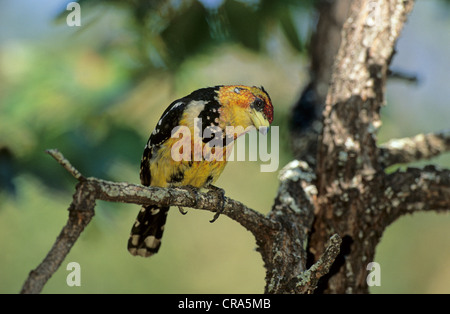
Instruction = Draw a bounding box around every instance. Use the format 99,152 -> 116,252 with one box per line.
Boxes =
46,149 -> 85,181
387,68 -> 420,84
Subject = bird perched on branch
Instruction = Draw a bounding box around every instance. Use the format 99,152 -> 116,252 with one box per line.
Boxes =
128,85 -> 274,257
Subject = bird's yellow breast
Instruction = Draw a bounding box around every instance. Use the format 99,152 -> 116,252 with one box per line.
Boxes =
149,134 -> 231,188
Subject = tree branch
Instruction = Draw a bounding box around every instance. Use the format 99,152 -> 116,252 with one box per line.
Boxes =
383,166 -> 450,225
20,149 -> 279,294
21,149 -> 343,294
50,150 -> 279,234
378,129 -> 450,168
20,175 -> 95,294
290,234 -> 342,294
263,160 -> 319,293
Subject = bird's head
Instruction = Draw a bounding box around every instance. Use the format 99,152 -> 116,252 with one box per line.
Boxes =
217,85 -> 274,135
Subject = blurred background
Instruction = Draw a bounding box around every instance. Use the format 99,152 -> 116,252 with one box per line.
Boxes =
0,0 -> 448,294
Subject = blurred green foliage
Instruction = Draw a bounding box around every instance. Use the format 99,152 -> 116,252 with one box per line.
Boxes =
66,0 -> 314,72
0,0 -> 449,294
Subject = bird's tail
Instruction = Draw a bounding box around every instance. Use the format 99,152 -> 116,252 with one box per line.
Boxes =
128,205 -> 169,257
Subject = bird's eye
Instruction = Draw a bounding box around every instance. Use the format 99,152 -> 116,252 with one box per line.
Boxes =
253,98 -> 265,111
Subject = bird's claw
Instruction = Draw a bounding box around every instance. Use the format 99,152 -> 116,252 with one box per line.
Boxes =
178,206 -> 188,215
207,185 -> 226,223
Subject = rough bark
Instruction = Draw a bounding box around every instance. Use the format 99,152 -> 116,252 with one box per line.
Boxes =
311,0 -> 419,293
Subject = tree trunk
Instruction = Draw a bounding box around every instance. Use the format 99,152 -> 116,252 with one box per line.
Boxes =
305,0 -> 427,293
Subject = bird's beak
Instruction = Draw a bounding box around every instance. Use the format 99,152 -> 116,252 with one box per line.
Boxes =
250,109 -> 270,135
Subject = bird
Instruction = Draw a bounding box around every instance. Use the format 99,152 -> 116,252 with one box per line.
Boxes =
128,85 -> 274,257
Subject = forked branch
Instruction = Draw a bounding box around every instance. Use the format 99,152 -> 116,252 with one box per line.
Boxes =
21,150 -> 340,294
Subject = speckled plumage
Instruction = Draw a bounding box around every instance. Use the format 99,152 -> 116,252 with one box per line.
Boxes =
128,85 -> 273,257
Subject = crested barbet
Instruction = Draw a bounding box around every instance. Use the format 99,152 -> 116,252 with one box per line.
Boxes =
128,85 -> 274,257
